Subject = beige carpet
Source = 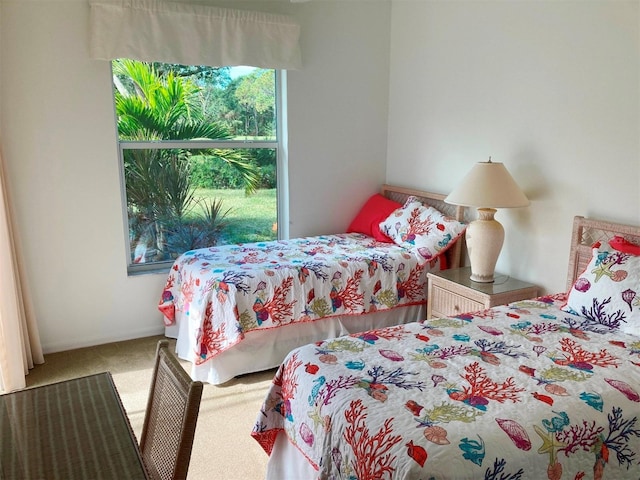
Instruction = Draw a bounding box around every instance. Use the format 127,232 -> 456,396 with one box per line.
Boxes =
26,335 -> 276,480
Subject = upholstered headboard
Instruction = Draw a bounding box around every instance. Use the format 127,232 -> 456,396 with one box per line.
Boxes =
380,184 -> 469,269
566,215 -> 640,291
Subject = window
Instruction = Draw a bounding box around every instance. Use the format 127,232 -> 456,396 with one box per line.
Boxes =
112,60 -> 282,274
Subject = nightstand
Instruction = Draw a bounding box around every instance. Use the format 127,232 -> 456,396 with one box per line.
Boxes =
426,267 -> 538,319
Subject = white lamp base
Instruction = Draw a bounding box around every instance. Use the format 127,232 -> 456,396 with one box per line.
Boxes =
466,208 -> 504,283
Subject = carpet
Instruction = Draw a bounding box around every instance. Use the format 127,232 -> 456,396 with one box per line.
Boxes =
26,335 -> 275,480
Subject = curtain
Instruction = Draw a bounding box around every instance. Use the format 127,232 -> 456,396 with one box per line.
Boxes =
89,0 -> 302,68
0,148 -> 44,393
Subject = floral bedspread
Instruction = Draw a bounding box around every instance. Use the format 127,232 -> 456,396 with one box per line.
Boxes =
252,295 -> 640,479
158,233 -> 438,366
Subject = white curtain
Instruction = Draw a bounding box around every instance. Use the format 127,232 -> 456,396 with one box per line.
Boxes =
89,0 -> 302,68
0,148 -> 44,393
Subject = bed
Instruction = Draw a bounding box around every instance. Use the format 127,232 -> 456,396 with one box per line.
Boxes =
252,215 -> 640,479
158,185 -> 468,385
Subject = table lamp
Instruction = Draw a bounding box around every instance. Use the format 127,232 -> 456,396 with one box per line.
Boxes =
444,157 -> 529,283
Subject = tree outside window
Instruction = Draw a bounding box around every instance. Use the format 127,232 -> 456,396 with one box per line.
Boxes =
112,60 -> 280,273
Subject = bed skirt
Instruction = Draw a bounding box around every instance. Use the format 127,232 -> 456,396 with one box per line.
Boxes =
165,303 -> 425,385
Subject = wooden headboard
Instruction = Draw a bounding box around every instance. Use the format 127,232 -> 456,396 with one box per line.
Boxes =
566,216 -> 640,291
380,184 -> 469,269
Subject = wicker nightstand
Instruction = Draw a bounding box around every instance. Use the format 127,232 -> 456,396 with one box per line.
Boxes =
426,267 -> 538,319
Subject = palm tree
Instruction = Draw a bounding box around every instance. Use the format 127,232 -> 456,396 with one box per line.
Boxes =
113,59 -> 258,261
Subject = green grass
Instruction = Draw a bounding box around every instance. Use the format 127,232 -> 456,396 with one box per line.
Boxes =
193,188 -> 277,244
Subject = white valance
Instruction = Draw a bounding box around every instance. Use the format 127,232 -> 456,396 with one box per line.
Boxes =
89,0 -> 302,69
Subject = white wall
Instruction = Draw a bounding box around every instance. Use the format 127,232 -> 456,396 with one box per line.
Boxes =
387,0 -> 640,294
2,0 -> 639,353
0,0 -> 391,352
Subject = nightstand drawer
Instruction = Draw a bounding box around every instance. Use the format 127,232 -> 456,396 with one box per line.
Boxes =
426,268 -> 538,320
431,285 -> 484,316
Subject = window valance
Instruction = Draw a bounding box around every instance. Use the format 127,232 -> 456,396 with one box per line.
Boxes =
89,0 -> 302,69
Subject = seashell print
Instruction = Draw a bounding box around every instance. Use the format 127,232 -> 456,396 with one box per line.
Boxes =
423,425 -> 450,445
544,383 -> 569,396
518,365 -> 536,377
299,422 -> 314,446
429,361 -> 448,369
574,277 -> 591,293
478,325 -> 503,336
406,440 -> 428,467
431,374 -> 446,387
405,400 -> 424,416
359,332 -> 379,344
480,351 -> 501,366
318,353 -> 338,364
331,447 -> 342,470
547,462 -> 563,480
611,269 -> 628,282
323,415 -> 332,432
622,288 -> 636,311
605,378 -> 640,402
532,392 -> 554,406
571,360 -> 593,371
379,349 -> 404,361
533,345 -> 547,357
495,418 -> 532,450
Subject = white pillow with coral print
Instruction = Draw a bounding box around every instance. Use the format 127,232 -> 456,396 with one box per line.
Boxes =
562,244 -> 640,336
379,196 -> 466,264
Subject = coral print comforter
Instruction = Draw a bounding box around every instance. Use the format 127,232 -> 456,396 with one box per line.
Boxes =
252,294 -> 640,479
159,233 -> 439,366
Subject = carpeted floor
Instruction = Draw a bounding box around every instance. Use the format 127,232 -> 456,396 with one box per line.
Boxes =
26,335 -> 276,480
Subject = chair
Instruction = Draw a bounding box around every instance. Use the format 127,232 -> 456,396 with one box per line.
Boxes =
140,340 -> 204,480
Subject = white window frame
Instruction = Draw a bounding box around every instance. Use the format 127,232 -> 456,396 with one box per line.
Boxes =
115,70 -> 288,275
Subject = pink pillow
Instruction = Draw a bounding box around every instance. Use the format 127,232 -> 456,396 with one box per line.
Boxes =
347,194 -> 401,242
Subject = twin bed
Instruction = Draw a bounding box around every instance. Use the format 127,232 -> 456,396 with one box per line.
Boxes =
251,215 -> 640,479
158,185 -> 468,385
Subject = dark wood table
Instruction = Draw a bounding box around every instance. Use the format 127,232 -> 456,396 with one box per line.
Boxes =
0,372 -> 149,479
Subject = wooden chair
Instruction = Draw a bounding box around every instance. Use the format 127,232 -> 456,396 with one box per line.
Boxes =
140,340 -> 204,480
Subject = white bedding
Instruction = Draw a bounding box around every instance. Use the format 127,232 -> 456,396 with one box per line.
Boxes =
253,295 -> 640,479
167,303 -> 425,385
160,233 -> 440,384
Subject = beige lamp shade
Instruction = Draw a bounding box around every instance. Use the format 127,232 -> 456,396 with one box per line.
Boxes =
445,159 -> 529,283
444,160 -> 530,208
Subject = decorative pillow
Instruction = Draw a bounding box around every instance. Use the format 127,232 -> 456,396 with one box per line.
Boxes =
609,235 -> 640,256
379,196 -> 466,263
562,243 -> 640,335
347,194 -> 401,243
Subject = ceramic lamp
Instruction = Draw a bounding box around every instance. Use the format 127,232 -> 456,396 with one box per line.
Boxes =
445,158 -> 529,283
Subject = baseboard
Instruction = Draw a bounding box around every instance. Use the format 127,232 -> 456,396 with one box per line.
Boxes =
42,325 -> 166,355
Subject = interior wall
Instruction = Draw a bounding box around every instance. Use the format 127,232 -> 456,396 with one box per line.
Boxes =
0,0 -> 391,352
387,0 -> 640,294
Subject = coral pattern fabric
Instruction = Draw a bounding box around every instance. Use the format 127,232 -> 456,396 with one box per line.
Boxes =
563,244 -> 640,336
252,295 -> 640,479
380,196 -> 466,263
159,234 -> 440,366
